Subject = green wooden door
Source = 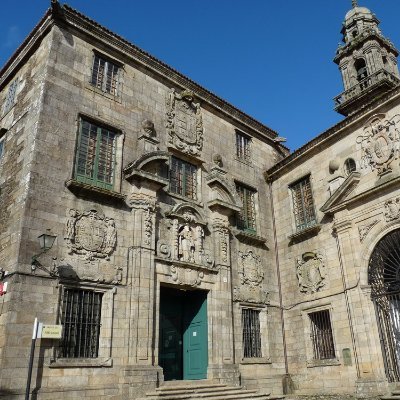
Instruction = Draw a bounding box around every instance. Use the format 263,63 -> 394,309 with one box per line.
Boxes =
159,288 -> 208,381
183,291 -> 208,380
159,294 -> 183,381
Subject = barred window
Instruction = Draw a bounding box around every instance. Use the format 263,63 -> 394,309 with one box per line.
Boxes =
344,158 -> 357,176
236,132 -> 251,162
0,129 -> 6,160
170,156 -> 197,200
59,288 -> 103,359
309,310 -> 335,360
242,308 -> 262,358
290,176 -> 316,231
90,54 -> 120,96
3,79 -> 18,115
75,118 -> 117,190
236,184 -> 256,233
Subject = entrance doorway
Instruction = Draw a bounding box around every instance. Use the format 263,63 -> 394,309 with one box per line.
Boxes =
159,286 -> 208,381
369,229 -> 400,382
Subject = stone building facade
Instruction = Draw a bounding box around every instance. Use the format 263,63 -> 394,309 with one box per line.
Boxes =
1,1 -> 400,399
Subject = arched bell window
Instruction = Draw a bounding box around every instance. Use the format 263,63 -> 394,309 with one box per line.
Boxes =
354,58 -> 368,82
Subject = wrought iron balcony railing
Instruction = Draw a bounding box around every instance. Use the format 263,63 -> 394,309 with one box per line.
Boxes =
334,69 -> 400,107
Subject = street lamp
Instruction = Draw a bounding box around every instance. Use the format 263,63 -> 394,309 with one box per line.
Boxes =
31,229 -> 57,272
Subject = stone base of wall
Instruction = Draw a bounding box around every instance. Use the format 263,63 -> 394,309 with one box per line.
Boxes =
208,363 -> 240,386
355,378 -> 388,399
121,365 -> 163,399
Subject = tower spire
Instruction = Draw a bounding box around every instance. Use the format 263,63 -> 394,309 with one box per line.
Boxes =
352,0 -> 358,8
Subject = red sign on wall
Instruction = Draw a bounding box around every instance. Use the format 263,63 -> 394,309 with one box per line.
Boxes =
0,282 -> 8,296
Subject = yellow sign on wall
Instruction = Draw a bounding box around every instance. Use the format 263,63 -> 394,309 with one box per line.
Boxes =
41,325 -> 62,339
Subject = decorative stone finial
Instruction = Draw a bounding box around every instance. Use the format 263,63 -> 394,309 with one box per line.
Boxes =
352,0 -> 358,8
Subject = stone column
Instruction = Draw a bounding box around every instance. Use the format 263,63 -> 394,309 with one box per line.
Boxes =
334,219 -> 387,397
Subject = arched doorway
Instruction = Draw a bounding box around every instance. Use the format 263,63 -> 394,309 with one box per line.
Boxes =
369,229 -> 400,382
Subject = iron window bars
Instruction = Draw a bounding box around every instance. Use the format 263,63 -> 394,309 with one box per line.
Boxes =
169,156 -> 197,200
90,54 -> 120,96
290,176 -> 317,231
59,288 -> 103,358
309,310 -> 335,360
236,184 -> 257,233
242,308 -> 262,358
75,118 -> 117,190
236,132 -> 251,163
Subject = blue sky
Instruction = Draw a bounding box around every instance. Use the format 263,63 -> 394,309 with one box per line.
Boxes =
2,1 -> 400,151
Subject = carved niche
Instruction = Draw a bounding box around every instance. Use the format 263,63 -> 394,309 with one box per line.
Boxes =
357,114 -> 400,175
156,204 -> 215,270
65,206 -> 117,262
296,252 -> 326,294
166,89 -> 203,155
213,219 -> 230,265
385,197 -> 400,222
233,249 -> 268,304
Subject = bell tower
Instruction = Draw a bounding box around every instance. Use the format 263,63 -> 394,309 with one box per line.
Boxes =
334,0 -> 400,116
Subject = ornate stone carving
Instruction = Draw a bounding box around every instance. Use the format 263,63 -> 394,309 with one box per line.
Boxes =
126,193 -> 156,211
157,240 -> 171,259
238,250 -> 264,288
170,265 -> 204,287
144,208 -> 152,246
358,219 -> 379,242
142,119 -> 156,137
357,114 -> 400,175
296,252 -> 326,294
64,206 -> 117,262
213,220 -> 230,265
385,197 -> 400,221
166,88 -> 203,155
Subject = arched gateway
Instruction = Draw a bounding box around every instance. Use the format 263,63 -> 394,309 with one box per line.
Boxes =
369,229 -> 400,382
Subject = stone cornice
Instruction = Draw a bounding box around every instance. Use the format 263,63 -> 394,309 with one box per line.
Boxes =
267,85 -> 400,180
56,3 -> 287,151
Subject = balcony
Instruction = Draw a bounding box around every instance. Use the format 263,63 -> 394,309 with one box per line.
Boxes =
334,69 -> 400,116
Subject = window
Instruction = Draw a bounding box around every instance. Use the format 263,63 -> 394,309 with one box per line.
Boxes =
344,158 -> 357,175
355,58 -> 368,82
309,310 -> 335,360
90,54 -> 120,95
169,156 -> 197,200
3,79 -> 18,115
236,184 -> 256,232
290,176 -> 316,231
236,131 -> 251,162
242,308 -> 262,358
59,288 -> 103,358
75,118 -> 117,190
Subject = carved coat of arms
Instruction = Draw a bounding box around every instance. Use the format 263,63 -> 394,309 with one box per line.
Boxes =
238,250 -> 264,288
65,207 -> 117,261
357,114 -> 400,175
166,89 -> 203,155
296,252 -> 326,294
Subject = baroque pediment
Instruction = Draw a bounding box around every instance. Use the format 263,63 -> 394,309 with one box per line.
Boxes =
166,203 -> 207,226
320,171 -> 361,214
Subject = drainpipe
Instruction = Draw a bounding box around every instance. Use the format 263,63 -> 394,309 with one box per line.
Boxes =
267,178 -> 290,392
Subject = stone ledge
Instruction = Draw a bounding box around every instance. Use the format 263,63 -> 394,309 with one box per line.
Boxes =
49,357 -> 113,368
288,224 -> 322,243
306,358 -> 340,368
65,179 -> 125,203
232,229 -> 267,247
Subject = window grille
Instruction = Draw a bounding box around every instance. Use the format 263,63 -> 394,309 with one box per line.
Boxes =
75,119 -> 117,190
309,310 -> 335,360
290,176 -> 316,231
90,54 -> 120,95
3,79 -> 18,115
344,158 -> 357,175
236,184 -> 256,232
242,308 -> 262,358
59,288 -> 103,358
169,156 -> 197,200
236,132 -> 251,162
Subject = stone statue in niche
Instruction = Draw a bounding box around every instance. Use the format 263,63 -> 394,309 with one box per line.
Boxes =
64,206 -> 117,262
178,224 -> 204,264
296,252 -> 326,294
357,114 -> 400,176
166,88 -> 203,155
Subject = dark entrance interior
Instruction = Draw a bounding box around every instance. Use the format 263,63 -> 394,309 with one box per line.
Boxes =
159,286 -> 208,381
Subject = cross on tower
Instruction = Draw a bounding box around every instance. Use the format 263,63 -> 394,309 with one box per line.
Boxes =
352,0 -> 358,7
